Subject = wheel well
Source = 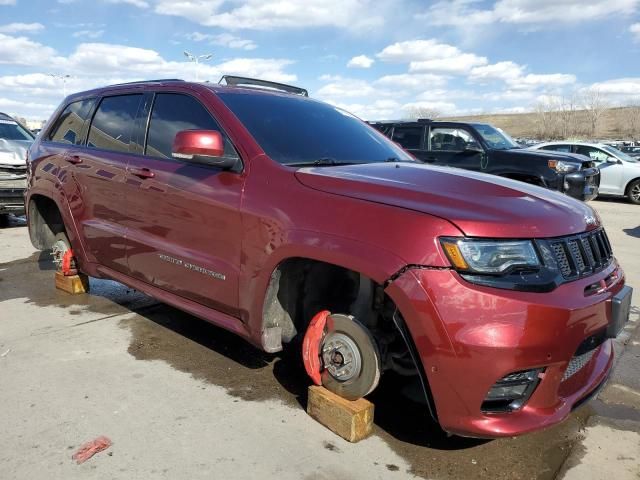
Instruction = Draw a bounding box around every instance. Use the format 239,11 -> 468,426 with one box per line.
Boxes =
624,177 -> 640,195
262,258 -> 437,420
28,195 -> 66,250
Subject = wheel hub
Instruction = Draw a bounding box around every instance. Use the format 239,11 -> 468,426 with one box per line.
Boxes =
321,332 -> 362,382
51,239 -> 70,270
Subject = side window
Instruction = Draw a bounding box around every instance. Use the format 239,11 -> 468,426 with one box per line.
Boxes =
576,146 -> 609,162
145,93 -> 238,160
392,126 -> 423,150
541,144 -> 572,153
87,94 -> 143,153
47,99 -> 95,145
430,128 -> 477,152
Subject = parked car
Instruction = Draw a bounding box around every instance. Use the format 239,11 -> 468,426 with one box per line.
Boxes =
0,112 -> 34,218
27,78 -> 631,438
369,120 -> 600,201
531,142 -> 640,204
619,145 -> 640,158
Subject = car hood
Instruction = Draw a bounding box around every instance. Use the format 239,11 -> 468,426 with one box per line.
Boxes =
498,147 -> 593,166
294,162 -> 598,238
0,139 -> 30,166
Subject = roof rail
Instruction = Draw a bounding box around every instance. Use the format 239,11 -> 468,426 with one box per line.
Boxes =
218,75 -> 308,97
108,79 -> 185,87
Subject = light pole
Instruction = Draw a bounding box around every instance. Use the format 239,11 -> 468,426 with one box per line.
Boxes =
183,51 -> 213,82
49,73 -> 72,97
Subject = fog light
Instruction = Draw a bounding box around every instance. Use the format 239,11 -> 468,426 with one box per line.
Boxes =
482,368 -> 543,413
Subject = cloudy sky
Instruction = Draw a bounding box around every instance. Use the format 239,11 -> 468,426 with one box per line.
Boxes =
0,0 -> 639,121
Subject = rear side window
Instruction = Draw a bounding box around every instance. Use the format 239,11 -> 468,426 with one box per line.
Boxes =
392,126 -> 423,149
48,99 -> 95,145
88,94 -> 143,153
145,93 -> 237,159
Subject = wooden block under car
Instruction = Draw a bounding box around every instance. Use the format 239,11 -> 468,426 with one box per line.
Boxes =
306,385 -> 374,443
55,271 -> 90,294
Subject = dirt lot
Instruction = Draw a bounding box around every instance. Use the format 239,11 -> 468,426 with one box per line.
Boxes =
0,198 -> 638,480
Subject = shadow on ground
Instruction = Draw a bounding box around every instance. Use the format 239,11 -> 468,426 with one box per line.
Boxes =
1,250 -> 594,480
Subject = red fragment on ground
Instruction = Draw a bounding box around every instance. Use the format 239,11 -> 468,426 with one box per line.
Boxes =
71,436 -> 112,464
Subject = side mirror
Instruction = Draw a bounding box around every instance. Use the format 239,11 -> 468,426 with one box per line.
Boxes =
172,130 -> 238,170
463,144 -> 483,154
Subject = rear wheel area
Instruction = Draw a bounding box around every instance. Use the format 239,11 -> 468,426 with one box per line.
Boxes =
627,179 -> 640,205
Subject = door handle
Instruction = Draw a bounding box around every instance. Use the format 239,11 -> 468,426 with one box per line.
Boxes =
128,167 -> 155,179
64,154 -> 82,164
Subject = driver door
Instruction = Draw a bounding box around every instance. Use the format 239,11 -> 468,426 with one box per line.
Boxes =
122,91 -> 245,316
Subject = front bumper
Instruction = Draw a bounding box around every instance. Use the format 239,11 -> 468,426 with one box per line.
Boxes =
0,186 -> 26,215
386,260 -> 627,438
563,168 -> 599,201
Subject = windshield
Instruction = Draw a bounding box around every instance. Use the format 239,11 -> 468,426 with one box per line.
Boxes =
0,119 -> 34,141
216,91 -> 413,166
473,124 -> 519,150
602,145 -> 637,163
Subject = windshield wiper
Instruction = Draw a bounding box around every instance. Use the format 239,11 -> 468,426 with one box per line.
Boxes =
286,158 -> 364,167
384,156 -> 415,163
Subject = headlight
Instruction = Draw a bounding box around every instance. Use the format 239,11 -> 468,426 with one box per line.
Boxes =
440,238 -> 540,274
548,159 -> 579,173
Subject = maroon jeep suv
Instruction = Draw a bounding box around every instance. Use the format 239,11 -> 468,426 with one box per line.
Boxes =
26,77 -> 632,438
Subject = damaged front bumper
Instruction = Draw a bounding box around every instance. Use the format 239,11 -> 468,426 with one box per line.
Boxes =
0,166 -> 27,215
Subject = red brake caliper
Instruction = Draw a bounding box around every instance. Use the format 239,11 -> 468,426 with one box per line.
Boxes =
61,248 -> 75,276
302,310 -> 330,386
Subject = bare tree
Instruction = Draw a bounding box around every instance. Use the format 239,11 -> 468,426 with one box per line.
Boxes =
582,88 -> 609,137
405,106 -> 442,120
620,103 -> 640,139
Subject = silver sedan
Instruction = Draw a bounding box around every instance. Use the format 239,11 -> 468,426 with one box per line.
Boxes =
530,142 -> 640,204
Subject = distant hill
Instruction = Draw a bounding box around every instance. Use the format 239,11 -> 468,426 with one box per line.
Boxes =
445,106 -> 638,140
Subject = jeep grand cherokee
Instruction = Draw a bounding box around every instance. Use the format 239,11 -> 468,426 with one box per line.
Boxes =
26,77 -> 632,438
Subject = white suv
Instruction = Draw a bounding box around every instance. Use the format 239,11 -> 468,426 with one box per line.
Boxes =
530,142 -> 640,204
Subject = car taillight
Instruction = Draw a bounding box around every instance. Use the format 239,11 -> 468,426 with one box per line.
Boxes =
481,368 -> 544,413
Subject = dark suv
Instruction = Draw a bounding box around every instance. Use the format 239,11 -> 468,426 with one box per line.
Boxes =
370,119 -> 600,201
26,77 -> 631,438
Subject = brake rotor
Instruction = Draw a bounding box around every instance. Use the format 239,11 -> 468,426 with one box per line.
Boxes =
302,312 -> 381,401
51,238 -> 76,275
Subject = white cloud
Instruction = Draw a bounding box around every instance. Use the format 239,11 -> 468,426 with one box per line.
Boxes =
153,0 -> 383,31
401,100 -> 457,115
186,32 -> 257,50
0,33 -> 58,66
0,0 -> 16,4
631,23 -> 640,41
469,61 -> 524,82
513,73 -> 576,88
325,99 -> 402,120
316,78 -> 381,99
375,73 -> 447,90
589,78 -> 640,96
347,55 -> 374,68
409,54 -> 487,74
424,0 -> 639,27
377,39 -> 487,74
0,23 -> 45,34
72,30 -> 105,39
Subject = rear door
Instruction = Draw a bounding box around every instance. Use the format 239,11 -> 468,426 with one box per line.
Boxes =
123,90 -> 245,315
427,125 -> 484,170
390,125 -> 425,160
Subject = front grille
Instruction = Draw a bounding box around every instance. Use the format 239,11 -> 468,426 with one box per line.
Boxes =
549,228 -> 613,279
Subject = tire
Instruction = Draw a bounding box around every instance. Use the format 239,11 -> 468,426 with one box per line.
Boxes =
0,214 -> 9,227
627,179 -> 640,205
319,314 -> 381,401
